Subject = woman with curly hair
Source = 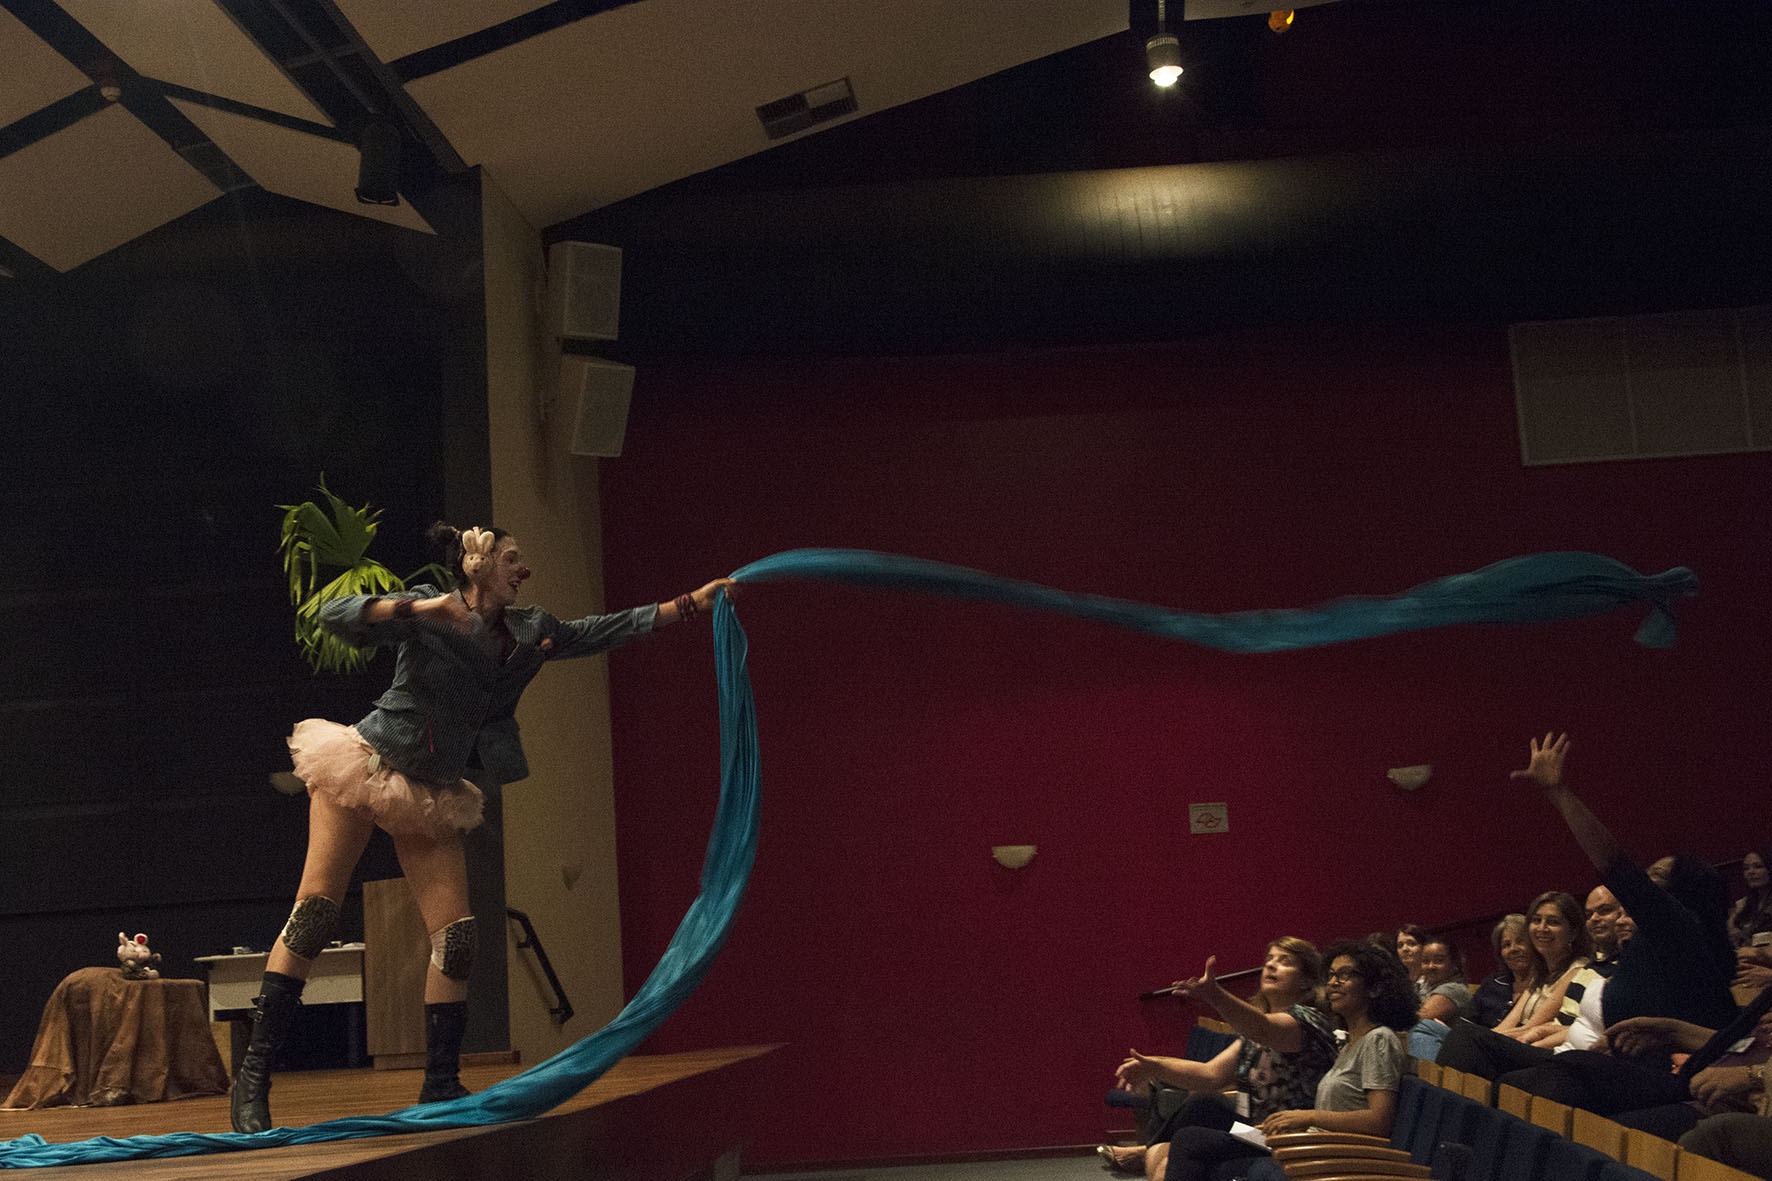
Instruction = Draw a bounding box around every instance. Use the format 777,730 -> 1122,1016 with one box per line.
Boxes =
1154,940 -> 1417,1181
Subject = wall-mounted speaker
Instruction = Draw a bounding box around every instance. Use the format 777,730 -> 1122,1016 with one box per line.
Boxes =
545,241 -> 622,342
559,355 -> 634,457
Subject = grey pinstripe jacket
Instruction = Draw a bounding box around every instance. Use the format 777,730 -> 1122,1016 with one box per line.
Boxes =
319,586 -> 658,786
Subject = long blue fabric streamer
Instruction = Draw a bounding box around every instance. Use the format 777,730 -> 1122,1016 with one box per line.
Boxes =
0,550 -> 1692,1166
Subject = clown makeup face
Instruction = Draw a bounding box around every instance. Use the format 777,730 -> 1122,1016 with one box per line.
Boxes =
472,537 -> 531,612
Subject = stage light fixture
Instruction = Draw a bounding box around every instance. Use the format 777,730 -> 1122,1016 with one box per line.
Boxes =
354,118 -> 401,206
1269,9 -> 1295,33
1147,32 -> 1183,85
1147,0 -> 1183,87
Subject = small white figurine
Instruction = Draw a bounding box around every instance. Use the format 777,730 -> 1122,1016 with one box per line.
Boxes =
117,932 -> 162,980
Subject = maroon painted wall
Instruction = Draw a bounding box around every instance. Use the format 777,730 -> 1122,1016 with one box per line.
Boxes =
597,323 -> 1770,1167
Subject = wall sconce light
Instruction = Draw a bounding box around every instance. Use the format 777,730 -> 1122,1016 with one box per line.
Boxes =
355,117 -> 401,205
1147,0 -> 1183,87
992,844 -> 1038,869
1387,764 -> 1433,791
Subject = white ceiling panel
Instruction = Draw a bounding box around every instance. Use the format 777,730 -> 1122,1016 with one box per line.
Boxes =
406,0 -> 1126,226
170,98 -> 435,234
334,0 -> 551,64
0,104 -> 219,271
57,0 -> 333,125
0,6 -> 92,129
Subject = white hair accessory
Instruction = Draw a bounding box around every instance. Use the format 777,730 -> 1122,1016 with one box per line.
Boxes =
460,527 -> 497,576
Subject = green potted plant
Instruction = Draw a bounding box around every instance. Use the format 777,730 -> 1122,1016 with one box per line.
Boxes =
277,480 -> 447,673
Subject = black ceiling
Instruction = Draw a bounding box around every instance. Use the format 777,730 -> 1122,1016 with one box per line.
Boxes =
555,0 -> 1772,357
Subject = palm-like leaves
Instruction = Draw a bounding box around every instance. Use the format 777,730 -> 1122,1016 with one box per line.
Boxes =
277,480 -> 407,674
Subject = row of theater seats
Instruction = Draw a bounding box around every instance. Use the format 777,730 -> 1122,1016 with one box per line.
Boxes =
1415,1058 -> 1751,1181
1242,1060 -> 1758,1181
1108,1020 -> 1760,1181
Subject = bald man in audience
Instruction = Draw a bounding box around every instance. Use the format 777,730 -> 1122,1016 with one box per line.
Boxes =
1588,885 -> 1631,969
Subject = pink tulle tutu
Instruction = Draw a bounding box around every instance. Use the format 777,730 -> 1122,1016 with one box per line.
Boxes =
287,719 -> 484,837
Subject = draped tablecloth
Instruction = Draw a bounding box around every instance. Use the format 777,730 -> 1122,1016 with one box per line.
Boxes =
3,967 -> 229,1108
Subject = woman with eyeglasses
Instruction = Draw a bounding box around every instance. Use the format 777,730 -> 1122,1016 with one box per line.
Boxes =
1101,939 -> 1337,1178
1150,940 -> 1417,1181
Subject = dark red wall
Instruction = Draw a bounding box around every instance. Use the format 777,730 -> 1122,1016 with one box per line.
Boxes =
598,322 -> 1771,1167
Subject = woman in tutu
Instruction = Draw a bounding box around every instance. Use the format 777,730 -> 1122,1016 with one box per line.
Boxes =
232,521 -> 733,1133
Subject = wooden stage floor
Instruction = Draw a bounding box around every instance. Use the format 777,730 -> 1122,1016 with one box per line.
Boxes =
0,1044 -> 779,1179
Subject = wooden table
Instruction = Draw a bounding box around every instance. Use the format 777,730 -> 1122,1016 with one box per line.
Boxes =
194,944 -> 365,1018
195,944 -> 366,1070
3,967 -> 229,1108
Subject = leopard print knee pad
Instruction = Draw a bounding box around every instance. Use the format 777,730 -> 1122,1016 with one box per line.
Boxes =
280,895 -> 341,961
429,916 -> 476,982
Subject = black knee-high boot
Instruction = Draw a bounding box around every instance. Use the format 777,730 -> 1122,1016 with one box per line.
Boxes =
417,1001 -> 471,1103
230,971 -> 305,1133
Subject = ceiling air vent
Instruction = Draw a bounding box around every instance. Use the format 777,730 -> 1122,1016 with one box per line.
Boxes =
756,78 -> 857,140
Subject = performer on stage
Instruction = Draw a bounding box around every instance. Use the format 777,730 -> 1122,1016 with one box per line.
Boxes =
231,522 -> 734,1134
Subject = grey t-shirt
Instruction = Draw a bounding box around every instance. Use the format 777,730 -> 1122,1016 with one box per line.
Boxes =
1423,980 -> 1471,1018
1314,1027 -> 1404,1114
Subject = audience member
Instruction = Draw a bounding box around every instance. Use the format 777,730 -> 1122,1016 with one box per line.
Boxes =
1407,938 -> 1472,1060
1680,1113 -> 1772,1180
1395,925 -> 1427,997
1466,914 -> 1531,1029
1153,940 -> 1415,1181
1587,885 -> 1630,967
1435,889 -> 1591,1077
1417,939 -> 1471,1022
1486,733 -> 1740,1113
1102,939 -> 1336,1177
1729,848 -> 1772,949
1544,987 -> 1772,1141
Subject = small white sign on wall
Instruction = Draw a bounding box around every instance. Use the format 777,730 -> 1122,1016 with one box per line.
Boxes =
1189,802 -> 1229,834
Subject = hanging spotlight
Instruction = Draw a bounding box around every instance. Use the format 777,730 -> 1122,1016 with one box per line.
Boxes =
354,117 -> 401,206
1147,0 -> 1183,87
1269,9 -> 1295,33
1146,32 -> 1183,85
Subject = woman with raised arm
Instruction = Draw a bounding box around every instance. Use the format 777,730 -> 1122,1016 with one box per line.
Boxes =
1100,939 -> 1337,1178
1147,940 -> 1416,1181
230,522 -> 734,1134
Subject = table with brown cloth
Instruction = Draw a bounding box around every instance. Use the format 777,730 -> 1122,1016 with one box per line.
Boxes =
3,966 -> 229,1108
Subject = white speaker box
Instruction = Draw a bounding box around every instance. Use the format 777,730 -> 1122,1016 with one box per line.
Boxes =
546,241 -> 622,341
559,355 -> 634,456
